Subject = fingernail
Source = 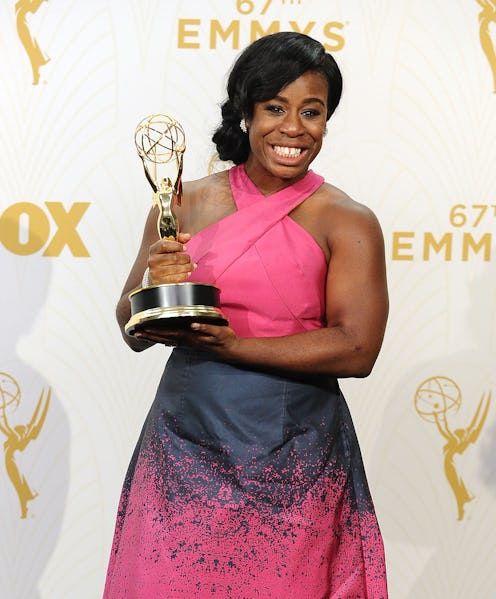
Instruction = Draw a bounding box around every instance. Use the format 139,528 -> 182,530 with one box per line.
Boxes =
193,263 -> 198,269
182,245 -> 187,251
191,322 -> 200,330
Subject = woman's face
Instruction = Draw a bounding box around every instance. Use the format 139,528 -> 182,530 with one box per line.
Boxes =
244,70 -> 328,192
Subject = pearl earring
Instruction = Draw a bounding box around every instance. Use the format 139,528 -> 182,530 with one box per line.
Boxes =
240,118 -> 247,134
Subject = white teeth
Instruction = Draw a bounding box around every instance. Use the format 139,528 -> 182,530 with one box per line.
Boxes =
273,145 -> 302,158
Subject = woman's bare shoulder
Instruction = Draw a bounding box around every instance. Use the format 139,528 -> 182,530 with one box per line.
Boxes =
183,171 -> 230,201
316,182 -> 382,230
179,170 -> 235,233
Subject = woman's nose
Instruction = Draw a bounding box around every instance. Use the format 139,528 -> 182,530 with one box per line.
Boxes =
279,111 -> 304,135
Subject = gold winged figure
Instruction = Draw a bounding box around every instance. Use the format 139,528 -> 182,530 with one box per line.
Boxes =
433,391 -> 491,520
0,387 -> 51,518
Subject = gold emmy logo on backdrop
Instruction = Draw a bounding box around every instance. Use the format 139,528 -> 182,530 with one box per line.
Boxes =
414,376 -> 491,520
476,0 -> 496,93
0,372 -> 50,518
15,0 -> 50,85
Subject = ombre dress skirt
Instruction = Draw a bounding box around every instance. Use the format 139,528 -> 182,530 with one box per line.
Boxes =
103,348 -> 387,598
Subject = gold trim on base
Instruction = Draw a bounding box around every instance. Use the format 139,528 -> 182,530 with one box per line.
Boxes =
125,305 -> 227,335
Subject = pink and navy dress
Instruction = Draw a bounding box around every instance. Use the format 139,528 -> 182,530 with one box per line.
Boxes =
103,165 -> 388,598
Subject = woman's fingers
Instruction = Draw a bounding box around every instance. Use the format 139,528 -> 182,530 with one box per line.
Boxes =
147,234 -> 196,284
151,237 -> 187,255
177,232 -> 192,244
136,323 -> 235,350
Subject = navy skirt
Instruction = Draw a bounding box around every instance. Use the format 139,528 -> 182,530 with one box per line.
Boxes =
103,349 -> 387,598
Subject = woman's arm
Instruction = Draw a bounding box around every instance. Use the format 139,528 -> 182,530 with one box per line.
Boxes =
116,206 -> 196,351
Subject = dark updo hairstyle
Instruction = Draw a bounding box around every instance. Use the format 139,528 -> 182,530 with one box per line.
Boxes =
212,31 -> 342,165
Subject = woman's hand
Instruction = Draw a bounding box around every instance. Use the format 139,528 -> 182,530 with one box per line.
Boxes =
147,232 -> 196,285
135,322 -> 241,355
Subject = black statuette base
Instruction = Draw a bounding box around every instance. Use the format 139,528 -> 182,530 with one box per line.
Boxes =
125,282 -> 228,336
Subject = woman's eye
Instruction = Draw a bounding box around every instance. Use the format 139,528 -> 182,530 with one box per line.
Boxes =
265,105 -> 284,113
302,109 -> 321,117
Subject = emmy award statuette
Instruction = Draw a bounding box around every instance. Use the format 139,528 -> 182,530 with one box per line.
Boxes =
125,114 -> 228,336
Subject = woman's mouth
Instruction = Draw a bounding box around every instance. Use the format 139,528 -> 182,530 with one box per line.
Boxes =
272,145 -> 303,158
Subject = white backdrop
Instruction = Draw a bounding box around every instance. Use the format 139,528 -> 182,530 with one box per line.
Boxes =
1,1 -> 495,597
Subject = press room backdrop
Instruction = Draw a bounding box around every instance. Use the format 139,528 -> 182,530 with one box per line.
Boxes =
1,1 -> 495,597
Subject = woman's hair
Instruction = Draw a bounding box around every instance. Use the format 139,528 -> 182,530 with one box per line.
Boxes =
212,32 -> 343,165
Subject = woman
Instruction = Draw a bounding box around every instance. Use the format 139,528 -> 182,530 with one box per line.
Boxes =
104,32 -> 389,599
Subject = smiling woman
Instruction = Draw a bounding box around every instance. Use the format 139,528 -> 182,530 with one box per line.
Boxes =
243,71 -> 329,191
104,32 -> 389,599
213,32 -> 342,168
